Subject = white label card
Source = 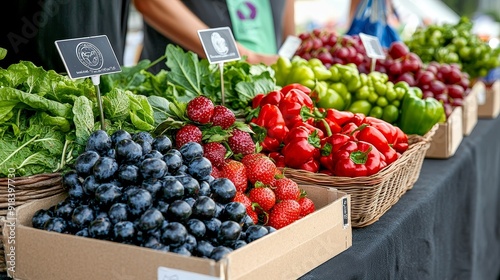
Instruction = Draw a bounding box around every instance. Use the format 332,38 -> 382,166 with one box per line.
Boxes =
359,33 -> 386,60
278,35 -> 302,59
198,27 -> 241,64
158,267 -> 220,280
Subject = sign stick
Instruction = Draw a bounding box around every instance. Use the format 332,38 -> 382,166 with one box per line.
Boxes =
91,75 -> 106,130
219,62 -> 225,106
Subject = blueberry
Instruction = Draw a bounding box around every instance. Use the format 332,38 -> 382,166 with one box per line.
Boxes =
110,129 -> 132,147
177,175 -> 200,197
183,234 -> 197,253
233,240 -> 247,250
67,180 -> 85,201
32,209 -> 52,229
161,222 -> 187,247
183,197 -> 196,208
204,218 -> 222,238
75,228 -> 90,237
217,221 -> 242,247
115,139 -> 142,164
152,135 -> 172,154
187,157 -> 212,181
245,225 -> 269,243
74,151 -> 100,176
132,131 -> 154,144
108,203 -> 129,224
117,164 -> 140,184
163,152 -> 183,173
93,157 -> 119,181
62,170 -> 82,190
186,218 -> 206,239
195,240 -> 214,258
44,217 -> 67,233
171,245 -> 192,256
138,208 -> 164,232
106,148 -> 116,159
142,235 -> 163,249
143,150 -> 163,160
240,214 -> 255,231
210,246 -> 233,261
140,158 -> 167,179
264,226 -> 277,234
71,205 -> 95,229
89,217 -> 112,239
179,142 -> 204,163
83,175 -> 99,196
136,139 -> 152,155
113,221 -> 136,242
198,181 -> 211,197
222,202 -> 247,223
85,130 -> 112,155
167,200 -> 192,222
192,196 -> 216,220
155,200 -> 170,217
159,176 -> 184,202
95,182 -> 122,208
142,178 -> 162,198
127,189 -> 153,217
210,178 -> 236,204
54,200 -> 75,219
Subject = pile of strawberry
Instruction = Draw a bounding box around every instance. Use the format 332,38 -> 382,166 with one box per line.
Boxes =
166,96 -> 316,229
222,153 -> 315,229
249,84 -> 410,177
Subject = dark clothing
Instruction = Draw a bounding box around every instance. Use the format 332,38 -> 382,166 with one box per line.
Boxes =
140,0 -> 287,73
0,0 -> 130,73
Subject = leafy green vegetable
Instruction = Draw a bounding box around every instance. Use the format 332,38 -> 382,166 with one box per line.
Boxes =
73,96 -> 95,145
103,88 -> 130,121
147,95 -> 170,125
126,91 -> 155,131
165,44 -> 204,96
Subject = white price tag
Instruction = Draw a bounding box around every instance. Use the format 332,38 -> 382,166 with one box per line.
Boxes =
158,267 -> 220,280
198,27 -> 241,64
359,33 -> 386,60
278,35 -> 302,59
477,87 -> 486,105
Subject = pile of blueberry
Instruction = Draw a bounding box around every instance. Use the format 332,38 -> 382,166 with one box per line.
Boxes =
32,130 -> 275,261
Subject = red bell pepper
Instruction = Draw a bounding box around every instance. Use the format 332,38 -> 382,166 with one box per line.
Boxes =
250,104 -> 289,152
281,125 -> 321,172
341,122 -> 360,139
363,117 -> 409,154
252,93 -> 265,109
356,124 -> 399,165
278,88 -> 314,128
319,133 -> 351,172
268,152 -> 285,168
260,90 -> 284,107
322,108 -> 355,127
332,140 -> 385,177
281,83 -> 312,96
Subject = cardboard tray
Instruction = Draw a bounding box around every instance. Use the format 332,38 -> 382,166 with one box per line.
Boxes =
478,80 -> 500,119
462,83 -> 479,136
425,106 -> 463,159
2,186 -> 352,280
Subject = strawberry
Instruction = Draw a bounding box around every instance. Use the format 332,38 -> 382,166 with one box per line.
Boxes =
247,208 -> 259,224
211,166 -> 222,178
233,191 -> 259,224
298,196 -> 315,218
228,129 -> 255,155
203,142 -> 226,168
175,124 -> 202,148
268,199 -> 301,229
241,153 -> 266,167
221,160 -> 248,193
245,156 -> 277,186
274,177 -> 300,201
186,96 -> 214,124
211,105 -> 236,129
248,186 -> 276,212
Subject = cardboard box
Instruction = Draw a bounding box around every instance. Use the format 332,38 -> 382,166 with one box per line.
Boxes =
462,83 -> 479,136
2,186 -> 351,280
426,106 -> 463,159
478,80 -> 500,118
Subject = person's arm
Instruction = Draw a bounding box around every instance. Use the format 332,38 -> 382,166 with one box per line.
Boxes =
134,0 -> 279,65
133,0 -> 208,57
281,0 -> 296,42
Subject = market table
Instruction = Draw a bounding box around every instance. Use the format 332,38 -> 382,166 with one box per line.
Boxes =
1,118 -> 499,280
300,116 -> 500,280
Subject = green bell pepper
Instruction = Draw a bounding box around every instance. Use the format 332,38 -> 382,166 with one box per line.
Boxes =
397,87 -> 446,136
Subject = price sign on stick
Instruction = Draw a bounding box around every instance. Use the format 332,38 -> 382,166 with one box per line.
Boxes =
359,33 -> 386,72
55,35 -> 121,131
278,35 -> 302,59
198,27 -> 240,105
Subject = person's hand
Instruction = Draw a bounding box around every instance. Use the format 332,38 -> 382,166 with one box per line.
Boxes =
237,43 -> 279,65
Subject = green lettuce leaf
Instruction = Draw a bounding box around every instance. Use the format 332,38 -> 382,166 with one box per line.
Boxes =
103,88 -> 130,121
73,96 -> 95,145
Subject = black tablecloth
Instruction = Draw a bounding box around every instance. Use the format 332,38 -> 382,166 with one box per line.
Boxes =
300,116 -> 500,280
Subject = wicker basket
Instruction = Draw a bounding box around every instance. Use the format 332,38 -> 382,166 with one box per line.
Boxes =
283,125 -> 437,228
0,173 -> 64,272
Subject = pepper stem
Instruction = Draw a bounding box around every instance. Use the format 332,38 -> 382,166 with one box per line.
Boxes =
349,145 -> 372,165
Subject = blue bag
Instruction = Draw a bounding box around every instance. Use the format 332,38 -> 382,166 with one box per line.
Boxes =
346,0 -> 401,48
